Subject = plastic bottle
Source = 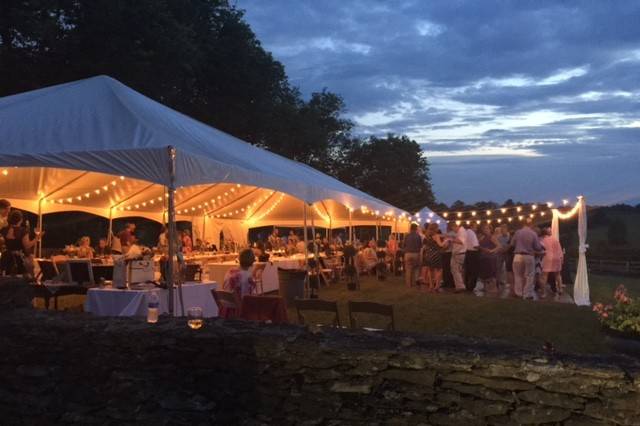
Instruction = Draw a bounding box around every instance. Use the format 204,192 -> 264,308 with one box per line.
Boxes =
147,291 -> 159,323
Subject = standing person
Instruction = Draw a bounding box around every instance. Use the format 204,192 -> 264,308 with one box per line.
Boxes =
422,223 -> 446,292
157,225 -> 169,254
0,199 -> 11,231
475,225 -> 500,296
441,223 -> 455,288
464,223 -> 480,291
495,225 -> 510,288
403,223 -> 422,288
0,210 -> 42,277
118,223 -> 137,253
511,218 -> 545,300
181,229 -> 193,254
449,222 -> 467,292
540,227 -> 564,298
387,233 -> 399,273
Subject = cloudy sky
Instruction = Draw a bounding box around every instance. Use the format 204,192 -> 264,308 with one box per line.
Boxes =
237,0 -> 640,206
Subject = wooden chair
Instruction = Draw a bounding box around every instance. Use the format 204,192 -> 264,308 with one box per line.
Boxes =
252,262 -> 267,294
211,289 -> 240,319
348,301 -> 395,331
295,298 -> 340,327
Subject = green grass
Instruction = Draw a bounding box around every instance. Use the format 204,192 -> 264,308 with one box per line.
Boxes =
37,273 -> 640,355
296,273 -> 640,355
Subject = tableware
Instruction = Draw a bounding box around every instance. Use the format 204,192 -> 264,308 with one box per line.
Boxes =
187,307 -> 203,329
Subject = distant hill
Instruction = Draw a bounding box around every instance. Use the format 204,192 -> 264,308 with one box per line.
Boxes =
560,205 -> 640,260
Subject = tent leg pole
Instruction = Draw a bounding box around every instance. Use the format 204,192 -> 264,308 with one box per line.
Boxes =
107,208 -> 113,247
348,209 -> 353,243
202,215 -> 206,250
37,199 -> 43,258
311,210 -> 317,257
303,202 -> 308,266
167,147 -> 177,315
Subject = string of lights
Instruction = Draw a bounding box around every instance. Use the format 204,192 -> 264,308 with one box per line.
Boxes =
42,175 -> 125,204
432,197 -> 579,220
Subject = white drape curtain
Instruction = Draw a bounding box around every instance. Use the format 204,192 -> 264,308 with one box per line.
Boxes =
551,209 -> 560,240
573,197 -> 590,306
551,197 -> 590,306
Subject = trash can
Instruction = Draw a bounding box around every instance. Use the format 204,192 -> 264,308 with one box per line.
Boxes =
277,268 -> 306,306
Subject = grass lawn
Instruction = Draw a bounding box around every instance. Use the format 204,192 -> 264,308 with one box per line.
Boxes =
39,272 -> 639,356
295,272 -> 640,355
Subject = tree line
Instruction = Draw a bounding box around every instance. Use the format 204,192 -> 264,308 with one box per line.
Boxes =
0,0 -> 434,212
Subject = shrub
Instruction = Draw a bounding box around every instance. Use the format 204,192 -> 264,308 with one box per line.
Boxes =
593,285 -> 640,337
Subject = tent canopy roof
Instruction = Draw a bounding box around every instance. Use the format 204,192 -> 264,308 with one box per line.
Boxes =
0,76 -> 407,219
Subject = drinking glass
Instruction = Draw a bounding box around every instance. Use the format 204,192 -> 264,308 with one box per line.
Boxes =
187,307 -> 203,329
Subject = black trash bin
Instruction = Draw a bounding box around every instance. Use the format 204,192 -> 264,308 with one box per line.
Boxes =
277,268 -> 307,306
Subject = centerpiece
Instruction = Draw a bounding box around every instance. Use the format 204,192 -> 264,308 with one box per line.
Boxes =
593,285 -> 640,355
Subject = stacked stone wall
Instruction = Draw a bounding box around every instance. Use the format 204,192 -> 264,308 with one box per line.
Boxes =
0,308 -> 638,425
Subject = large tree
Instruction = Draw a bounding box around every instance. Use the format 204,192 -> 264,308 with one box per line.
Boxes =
0,0 -> 436,211
337,135 -> 435,212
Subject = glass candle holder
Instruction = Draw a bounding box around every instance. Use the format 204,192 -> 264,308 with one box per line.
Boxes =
187,307 -> 203,329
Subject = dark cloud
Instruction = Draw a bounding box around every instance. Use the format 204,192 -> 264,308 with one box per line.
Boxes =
238,0 -> 640,204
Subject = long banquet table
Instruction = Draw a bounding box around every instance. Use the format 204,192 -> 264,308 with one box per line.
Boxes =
84,281 -> 218,317
205,254 -> 308,294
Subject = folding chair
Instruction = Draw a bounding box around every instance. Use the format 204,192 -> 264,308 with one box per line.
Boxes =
211,289 -> 240,318
295,298 -> 341,327
36,259 -> 59,282
348,301 -> 395,331
252,262 -> 267,294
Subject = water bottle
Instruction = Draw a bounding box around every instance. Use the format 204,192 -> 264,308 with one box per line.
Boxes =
147,291 -> 159,323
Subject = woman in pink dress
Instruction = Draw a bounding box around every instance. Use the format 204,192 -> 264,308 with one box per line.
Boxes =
540,227 -> 564,296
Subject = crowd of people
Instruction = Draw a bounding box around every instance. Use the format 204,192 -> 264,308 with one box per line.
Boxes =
0,199 -> 42,277
402,218 -> 565,301
0,193 -> 566,303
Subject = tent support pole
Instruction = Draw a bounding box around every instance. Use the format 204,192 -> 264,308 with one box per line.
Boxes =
37,198 -> 43,258
202,215 -> 206,248
303,202 -> 308,266
311,207 -> 317,257
107,207 -> 113,246
167,146 -> 177,315
348,209 -> 353,242
376,218 -> 379,241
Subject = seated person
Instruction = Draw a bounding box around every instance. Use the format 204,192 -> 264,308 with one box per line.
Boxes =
356,241 -> 378,274
285,239 -> 297,255
223,249 -> 257,305
95,237 -> 112,257
252,241 -> 270,262
77,236 -> 94,259
295,239 -> 307,254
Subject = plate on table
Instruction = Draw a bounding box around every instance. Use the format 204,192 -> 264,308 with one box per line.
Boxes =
129,283 -> 157,291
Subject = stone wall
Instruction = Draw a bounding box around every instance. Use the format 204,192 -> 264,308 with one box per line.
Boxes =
0,309 -> 638,425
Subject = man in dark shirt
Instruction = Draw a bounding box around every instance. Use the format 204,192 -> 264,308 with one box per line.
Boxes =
403,223 -> 422,288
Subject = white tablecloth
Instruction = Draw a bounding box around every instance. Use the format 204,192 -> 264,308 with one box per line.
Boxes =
85,281 -> 218,317
205,262 -> 283,294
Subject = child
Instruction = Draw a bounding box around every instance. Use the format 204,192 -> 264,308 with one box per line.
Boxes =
223,249 -> 257,305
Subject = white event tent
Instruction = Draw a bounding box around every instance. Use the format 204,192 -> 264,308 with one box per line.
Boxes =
0,76 -> 410,309
412,206 -> 447,232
